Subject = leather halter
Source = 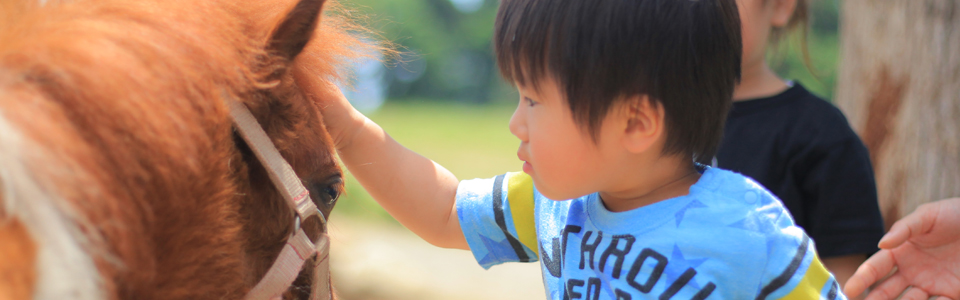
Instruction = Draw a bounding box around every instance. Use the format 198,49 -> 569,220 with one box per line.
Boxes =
228,98 -> 333,300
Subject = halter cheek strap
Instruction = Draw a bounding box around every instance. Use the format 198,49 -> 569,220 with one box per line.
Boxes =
227,98 -> 332,300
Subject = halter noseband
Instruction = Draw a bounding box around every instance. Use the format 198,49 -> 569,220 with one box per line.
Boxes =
228,98 -> 333,300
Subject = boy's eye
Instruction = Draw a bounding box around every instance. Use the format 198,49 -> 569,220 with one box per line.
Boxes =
524,97 -> 538,107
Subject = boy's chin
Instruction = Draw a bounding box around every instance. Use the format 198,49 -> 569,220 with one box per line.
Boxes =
536,183 -> 589,201
528,173 -> 593,200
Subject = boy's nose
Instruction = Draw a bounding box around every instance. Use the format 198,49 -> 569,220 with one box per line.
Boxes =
508,104 -> 527,142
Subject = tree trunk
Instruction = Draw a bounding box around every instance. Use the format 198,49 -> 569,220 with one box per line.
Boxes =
835,0 -> 960,229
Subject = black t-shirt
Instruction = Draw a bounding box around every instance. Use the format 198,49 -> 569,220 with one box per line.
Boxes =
717,83 -> 885,258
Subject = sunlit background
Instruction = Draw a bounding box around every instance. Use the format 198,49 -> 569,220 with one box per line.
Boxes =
327,0 -> 843,299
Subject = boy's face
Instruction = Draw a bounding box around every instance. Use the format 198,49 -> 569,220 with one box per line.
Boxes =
509,77 -> 626,201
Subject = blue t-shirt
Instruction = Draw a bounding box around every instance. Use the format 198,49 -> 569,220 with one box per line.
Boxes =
456,167 -> 845,300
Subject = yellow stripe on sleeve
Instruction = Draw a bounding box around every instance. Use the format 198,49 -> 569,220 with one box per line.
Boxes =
506,172 -> 538,258
779,254 -> 832,300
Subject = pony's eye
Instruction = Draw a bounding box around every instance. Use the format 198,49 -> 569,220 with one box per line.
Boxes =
309,175 -> 342,206
322,185 -> 340,204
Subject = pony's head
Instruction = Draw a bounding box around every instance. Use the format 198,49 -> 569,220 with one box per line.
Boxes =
0,0 -> 370,298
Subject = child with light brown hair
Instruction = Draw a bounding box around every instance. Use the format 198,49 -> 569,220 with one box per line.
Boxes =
716,0 -> 885,288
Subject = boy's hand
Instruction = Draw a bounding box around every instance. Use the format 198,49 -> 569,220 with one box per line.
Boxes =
291,63 -> 367,152
844,198 -> 960,300
290,55 -> 467,250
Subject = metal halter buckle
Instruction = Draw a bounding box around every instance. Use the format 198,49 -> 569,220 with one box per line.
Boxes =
292,208 -> 327,240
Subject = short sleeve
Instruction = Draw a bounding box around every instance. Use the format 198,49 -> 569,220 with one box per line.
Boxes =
756,227 -> 847,300
456,172 -> 538,269
794,132 -> 885,258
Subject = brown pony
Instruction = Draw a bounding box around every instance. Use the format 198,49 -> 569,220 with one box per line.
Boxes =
0,0 -> 368,298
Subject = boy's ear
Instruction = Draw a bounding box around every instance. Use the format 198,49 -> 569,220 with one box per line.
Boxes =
769,0 -> 798,27
268,0 -> 326,62
621,95 -> 664,154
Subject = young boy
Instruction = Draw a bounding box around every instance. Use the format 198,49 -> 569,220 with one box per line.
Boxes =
296,0 -> 847,298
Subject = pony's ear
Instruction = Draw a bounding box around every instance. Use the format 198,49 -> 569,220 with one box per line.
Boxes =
267,0 -> 326,62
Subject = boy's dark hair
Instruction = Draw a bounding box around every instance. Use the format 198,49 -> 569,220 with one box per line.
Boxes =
495,0 -> 742,164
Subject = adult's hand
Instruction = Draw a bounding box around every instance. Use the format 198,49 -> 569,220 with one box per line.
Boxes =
844,198 -> 960,300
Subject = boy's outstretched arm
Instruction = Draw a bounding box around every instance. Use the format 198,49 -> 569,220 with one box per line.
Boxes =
293,67 -> 469,250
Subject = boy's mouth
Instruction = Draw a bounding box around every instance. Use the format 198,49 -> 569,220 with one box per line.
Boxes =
517,151 -> 533,174
516,151 -> 529,163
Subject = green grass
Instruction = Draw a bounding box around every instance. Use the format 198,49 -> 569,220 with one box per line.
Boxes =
333,100 -> 521,223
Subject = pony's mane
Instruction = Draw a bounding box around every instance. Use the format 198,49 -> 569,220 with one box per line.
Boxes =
0,0 -> 371,297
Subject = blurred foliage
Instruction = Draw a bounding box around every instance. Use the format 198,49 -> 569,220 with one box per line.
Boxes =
770,0 -> 841,100
346,0 -> 515,103
345,0 -> 842,103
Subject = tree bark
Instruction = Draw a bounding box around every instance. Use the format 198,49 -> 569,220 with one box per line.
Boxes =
835,0 -> 960,229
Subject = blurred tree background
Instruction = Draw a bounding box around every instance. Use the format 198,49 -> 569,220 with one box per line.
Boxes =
333,0 -> 845,223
